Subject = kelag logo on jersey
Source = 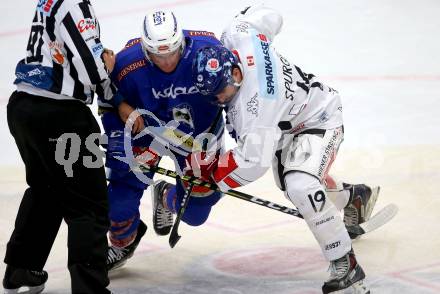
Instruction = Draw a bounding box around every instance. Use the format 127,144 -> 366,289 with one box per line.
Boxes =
152,85 -> 198,99
37,0 -> 58,16
252,31 -> 277,98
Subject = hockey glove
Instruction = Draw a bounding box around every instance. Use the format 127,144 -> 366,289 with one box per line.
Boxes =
132,146 -> 160,167
183,151 -> 219,196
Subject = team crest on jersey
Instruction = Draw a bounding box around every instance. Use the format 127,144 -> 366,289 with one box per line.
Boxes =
206,58 -> 220,73
48,41 -> 66,66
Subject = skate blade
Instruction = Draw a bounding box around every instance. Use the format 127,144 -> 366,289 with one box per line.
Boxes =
330,279 -> 370,294
3,284 -> 45,294
365,186 -> 380,221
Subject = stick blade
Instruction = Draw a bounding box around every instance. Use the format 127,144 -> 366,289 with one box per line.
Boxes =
359,203 -> 399,234
169,230 -> 181,248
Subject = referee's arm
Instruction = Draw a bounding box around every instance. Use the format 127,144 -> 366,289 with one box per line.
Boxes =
60,2 -> 123,105
59,1 -> 109,86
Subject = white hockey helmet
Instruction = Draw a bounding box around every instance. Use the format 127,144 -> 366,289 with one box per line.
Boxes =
141,10 -> 185,56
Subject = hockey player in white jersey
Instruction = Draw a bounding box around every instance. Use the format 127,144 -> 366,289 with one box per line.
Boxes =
191,5 -> 372,294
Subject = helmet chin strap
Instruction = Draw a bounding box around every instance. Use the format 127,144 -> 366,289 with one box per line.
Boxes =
141,42 -> 154,65
233,80 -> 242,87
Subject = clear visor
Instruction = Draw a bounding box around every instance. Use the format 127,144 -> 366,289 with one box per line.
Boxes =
149,47 -> 180,58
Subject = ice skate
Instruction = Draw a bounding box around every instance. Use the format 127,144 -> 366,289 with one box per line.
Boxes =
344,184 -> 380,239
107,220 -> 147,271
322,249 -> 370,294
3,265 -> 48,294
151,180 -> 174,236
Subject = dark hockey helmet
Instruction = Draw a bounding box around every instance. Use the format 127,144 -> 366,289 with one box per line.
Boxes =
192,45 -> 239,97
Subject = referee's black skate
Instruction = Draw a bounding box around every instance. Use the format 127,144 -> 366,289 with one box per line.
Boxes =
151,180 -> 174,236
322,249 -> 369,294
343,184 -> 380,239
107,220 -> 147,271
2,265 -> 48,294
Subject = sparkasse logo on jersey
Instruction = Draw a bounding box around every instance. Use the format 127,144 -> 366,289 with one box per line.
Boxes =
258,34 -> 268,42
259,35 -> 275,95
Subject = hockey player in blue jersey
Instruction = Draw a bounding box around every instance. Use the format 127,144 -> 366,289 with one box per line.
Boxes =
98,10 -> 225,271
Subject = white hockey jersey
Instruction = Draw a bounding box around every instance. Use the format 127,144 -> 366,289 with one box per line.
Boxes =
213,5 -> 343,191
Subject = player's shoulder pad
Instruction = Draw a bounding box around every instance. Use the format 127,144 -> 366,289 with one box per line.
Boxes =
112,38 -> 148,82
184,30 -> 222,49
123,38 -> 143,50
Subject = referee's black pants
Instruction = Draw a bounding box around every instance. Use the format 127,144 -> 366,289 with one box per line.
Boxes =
5,91 -> 111,294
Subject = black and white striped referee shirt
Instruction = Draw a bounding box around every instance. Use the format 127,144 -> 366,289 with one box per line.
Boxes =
15,0 -> 120,105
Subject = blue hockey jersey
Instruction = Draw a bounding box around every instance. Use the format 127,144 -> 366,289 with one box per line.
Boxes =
100,30 -> 223,131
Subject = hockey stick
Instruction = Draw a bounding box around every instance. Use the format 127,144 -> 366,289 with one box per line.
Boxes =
168,181 -> 194,248
347,203 -> 398,237
345,187 -> 398,238
138,164 -> 398,238
168,108 -> 224,248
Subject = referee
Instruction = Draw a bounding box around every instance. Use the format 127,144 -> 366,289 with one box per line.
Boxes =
3,1 -> 122,293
